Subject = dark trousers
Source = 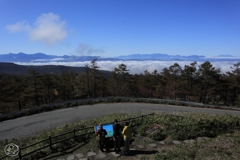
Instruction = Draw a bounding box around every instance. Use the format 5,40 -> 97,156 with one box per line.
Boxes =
124,137 -> 130,152
113,136 -> 121,150
98,139 -> 108,151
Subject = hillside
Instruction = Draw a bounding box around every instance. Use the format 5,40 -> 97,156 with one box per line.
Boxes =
0,62 -> 111,75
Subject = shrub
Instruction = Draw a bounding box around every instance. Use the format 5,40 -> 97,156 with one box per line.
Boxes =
139,155 -> 149,160
154,144 -> 198,160
137,124 -> 150,136
149,131 -> 167,141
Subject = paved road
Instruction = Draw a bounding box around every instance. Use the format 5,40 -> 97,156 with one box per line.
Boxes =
1,103 -> 240,140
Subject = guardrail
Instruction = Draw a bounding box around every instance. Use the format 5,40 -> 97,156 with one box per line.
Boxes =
0,113 -> 154,160
1,97 -> 239,122
0,97 -> 113,121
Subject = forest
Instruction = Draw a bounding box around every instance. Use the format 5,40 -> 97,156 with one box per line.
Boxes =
0,59 -> 240,114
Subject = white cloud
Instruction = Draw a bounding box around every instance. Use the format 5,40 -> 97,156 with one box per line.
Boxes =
31,58 -> 66,62
15,60 -> 237,75
6,13 -> 68,45
77,43 -> 105,55
6,21 -> 30,33
29,13 -> 67,45
211,61 -> 233,73
50,58 -> 66,61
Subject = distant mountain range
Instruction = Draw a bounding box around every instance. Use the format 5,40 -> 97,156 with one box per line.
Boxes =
0,52 -> 118,62
0,52 -> 240,63
116,53 -> 205,61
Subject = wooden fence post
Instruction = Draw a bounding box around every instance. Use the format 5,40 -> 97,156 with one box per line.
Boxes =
18,146 -> 22,160
49,136 -> 53,150
140,115 -> 144,124
73,128 -> 76,139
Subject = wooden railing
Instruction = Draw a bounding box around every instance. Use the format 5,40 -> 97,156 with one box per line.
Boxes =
0,113 -> 154,160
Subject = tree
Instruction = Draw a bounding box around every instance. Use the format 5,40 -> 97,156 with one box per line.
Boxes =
180,61 -> 198,101
108,63 -> 130,96
197,61 -> 221,104
28,69 -> 41,107
58,71 -> 76,101
155,68 -> 171,99
0,74 -> 16,113
41,73 -> 58,104
128,74 -> 140,97
169,63 -> 182,100
225,62 -> 240,106
90,58 -> 100,98
216,73 -> 229,105
85,64 -> 91,98
12,76 -> 28,110
137,70 -> 159,98
98,72 -> 108,97
75,59 -> 103,98
75,73 -> 88,98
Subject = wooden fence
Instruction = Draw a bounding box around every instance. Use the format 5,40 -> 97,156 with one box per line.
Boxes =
0,113 -> 154,160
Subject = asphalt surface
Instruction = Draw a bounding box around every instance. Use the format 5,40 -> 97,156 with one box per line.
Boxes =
1,103 -> 240,140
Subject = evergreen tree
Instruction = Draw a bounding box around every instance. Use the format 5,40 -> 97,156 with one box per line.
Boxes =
90,58 -> 100,98
197,61 -> 221,104
108,63 -> 130,96
28,69 -> 41,107
155,68 -> 171,99
226,62 -> 240,106
181,61 -> 198,101
169,63 -> 182,100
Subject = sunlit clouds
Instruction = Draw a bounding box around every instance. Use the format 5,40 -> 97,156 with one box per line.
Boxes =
6,13 -> 68,46
15,60 -> 236,75
29,13 -> 67,45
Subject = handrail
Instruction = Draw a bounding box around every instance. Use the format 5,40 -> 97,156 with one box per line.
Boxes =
21,138 -> 48,150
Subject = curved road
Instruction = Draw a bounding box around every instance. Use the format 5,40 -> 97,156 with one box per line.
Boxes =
1,103 -> 240,140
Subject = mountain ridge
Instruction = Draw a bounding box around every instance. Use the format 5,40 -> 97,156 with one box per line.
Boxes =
0,52 -> 239,63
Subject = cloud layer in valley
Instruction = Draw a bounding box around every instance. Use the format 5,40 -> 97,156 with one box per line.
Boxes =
15,60 -> 236,75
6,13 -> 68,46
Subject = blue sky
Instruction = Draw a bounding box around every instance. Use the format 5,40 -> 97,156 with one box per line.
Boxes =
1,0 -> 240,57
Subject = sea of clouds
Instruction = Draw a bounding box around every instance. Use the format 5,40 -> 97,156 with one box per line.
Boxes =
16,60 -> 238,75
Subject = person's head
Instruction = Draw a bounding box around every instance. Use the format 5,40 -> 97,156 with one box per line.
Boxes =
99,124 -> 103,130
114,119 -> 118,124
125,121 -> 129,126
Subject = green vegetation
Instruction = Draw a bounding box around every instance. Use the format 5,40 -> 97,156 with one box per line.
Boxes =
1,112 -> 240,159
138,113 -> 240,140
153,131 -> 240,160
